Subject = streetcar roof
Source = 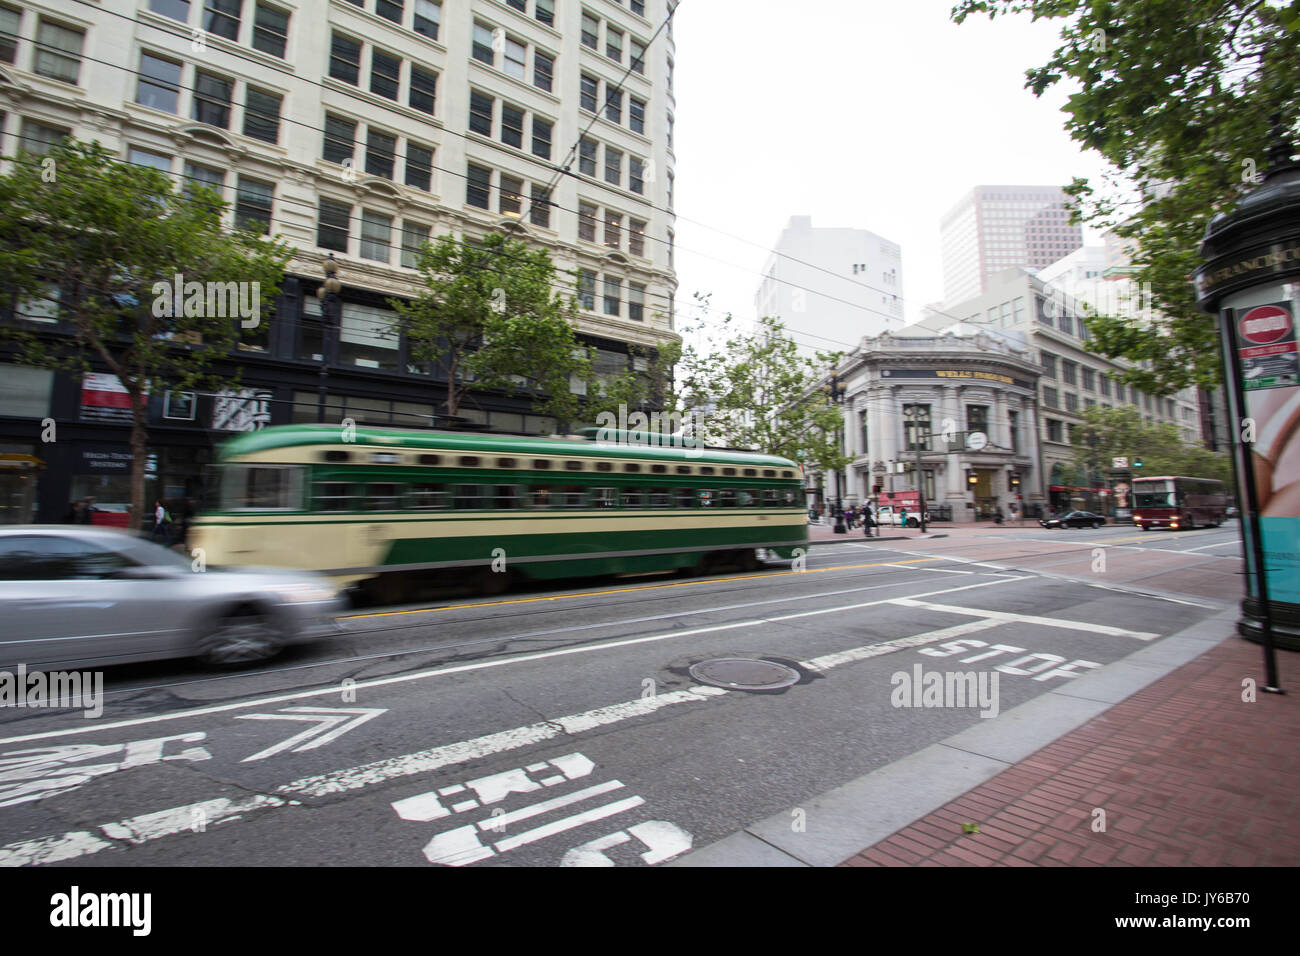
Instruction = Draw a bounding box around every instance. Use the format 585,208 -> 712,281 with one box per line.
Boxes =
216,424 -> 804,470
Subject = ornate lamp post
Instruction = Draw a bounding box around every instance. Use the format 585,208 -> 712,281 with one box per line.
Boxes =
826,372 -> 847,534
1195,134 -> 1299,688
316,255 -> 343,424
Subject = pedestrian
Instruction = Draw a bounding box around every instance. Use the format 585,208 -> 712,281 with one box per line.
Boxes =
62,500 -> 82,523
863,504 -> 875,537
152,498 -> 173,546
900,507 -> 908,528
79,497 -> 95,524
994,506 -> 1005,525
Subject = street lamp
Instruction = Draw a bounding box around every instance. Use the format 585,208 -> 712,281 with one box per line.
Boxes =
825,372 -> 847,534
316,254 -> 343,424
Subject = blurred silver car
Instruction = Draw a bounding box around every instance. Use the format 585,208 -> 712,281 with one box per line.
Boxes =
0,526 -> 343,670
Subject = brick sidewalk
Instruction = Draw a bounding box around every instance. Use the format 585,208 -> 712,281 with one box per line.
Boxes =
840,637 -> 1300,867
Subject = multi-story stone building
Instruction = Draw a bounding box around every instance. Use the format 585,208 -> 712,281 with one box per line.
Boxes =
817,330 -> 1044,522
0,0 -> 680,520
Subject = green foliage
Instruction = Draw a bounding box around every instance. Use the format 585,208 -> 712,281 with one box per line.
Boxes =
951,0 -> 1300,394
1070,404 -> 1233,484
674,311 -> 851,471
0,139 -> 292,526
392,232 -> 597,425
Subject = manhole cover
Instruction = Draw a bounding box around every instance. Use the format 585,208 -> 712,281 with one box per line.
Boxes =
688,658 -> 800,691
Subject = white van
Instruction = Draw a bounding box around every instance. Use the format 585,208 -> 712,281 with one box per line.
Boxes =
874,506 -> 927,528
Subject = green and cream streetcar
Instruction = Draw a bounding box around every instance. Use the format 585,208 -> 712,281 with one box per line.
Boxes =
192,425 -> 809,602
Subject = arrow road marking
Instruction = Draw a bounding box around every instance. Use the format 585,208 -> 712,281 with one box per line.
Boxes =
236,708 -> 386,763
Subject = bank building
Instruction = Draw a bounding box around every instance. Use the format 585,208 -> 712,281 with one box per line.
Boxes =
822,329 -> 1046,522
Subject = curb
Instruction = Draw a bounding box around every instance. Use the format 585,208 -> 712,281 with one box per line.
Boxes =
670,606 -> 1240,867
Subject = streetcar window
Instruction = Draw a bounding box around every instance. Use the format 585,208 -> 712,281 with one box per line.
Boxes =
419,454 -> 442,466
738,490 -> 756,507
372,453 -> 400,465
313,482 -> 356,512
699,466 -> 715,476
323,450 -> 351,463
782,489 -> 796,506
596,461 -> 613,472
495,485 -> 522,509
722,467 -> 736,476
622,463 -> 641,473
743,468 -> 757,477
532,459 -> 552,470
649,488 -> 672,508
763,469 -> 776,478
591,487 -> 618,508
408,483 -> 450,510
675,488 -> 695,508
782,471 -> 793,478
719,489 -> 738,507
496,458 -> 517,468
651,464 -> 668,474
366,483 -> 401,511
222,465 -> 304,511
455,484 -> 489,509
763,489 -> 779,507
531,486 -> 553,508
560,485 -> 585,508
565,460 -> 584,471
675,465 -> 692,475
622,488 -> 644,507
698,489 -> 714,507
459,456 -> 481,467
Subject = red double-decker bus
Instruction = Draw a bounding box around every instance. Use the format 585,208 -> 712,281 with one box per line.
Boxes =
1131,476 -> 1228,530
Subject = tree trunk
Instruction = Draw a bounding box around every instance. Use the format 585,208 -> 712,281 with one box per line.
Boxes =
130,393 -> 149,534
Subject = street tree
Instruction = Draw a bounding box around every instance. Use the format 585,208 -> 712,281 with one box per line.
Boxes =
952,0 -> 1300,394
0,139 -> 292,530
675,312 -> 850,473
1071,405 -> 1233,484
393,232 -> 599,427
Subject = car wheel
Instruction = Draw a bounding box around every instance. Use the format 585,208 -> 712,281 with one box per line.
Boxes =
1094,521 -> 1102,529
198,607 -> 282,666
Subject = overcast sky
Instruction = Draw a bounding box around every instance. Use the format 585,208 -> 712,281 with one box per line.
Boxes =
671,0 -> 1115,349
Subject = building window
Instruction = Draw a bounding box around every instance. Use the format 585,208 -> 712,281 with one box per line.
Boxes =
371,49 -> 401,100
193,71 -> 234,128
252,3 -> 289,58
1008,410 -> 1020,453
0,4 -> 20,64
1061,360 -> 1077,386
903,404 -> 931,451
235,176 -> 273,234
628,283 -> 645,322
202,0 -> 241,40
1081,367 -> 1096,391
1065,393 -> 1078,412
330,33 -> 361,85
499,175 -> 523,217
405,143 -> 433,191
605,88 -> 623,124
34,20 -> 84,85
501,103 -> 524,148
317,198 -> 351,252
504,37 -> 526,80
184,161 -> 224,200
534,50 -> 553,92
505,0 -> 526,11
376,0 -> 403,24
604,211 -> 621,249
466,163 -> 491,208
1042,386 -> 1059,408
629,219 -> 646,257
360,210 -> 392,262
128,146 -> 172,174
577,270 -> 596,310
603,276 -> 621,316
631,0 -> 645,14
531,116 -> 552,159
243,87 -> 281,143
1040,351 -> 1057,378
605,148 -> 621,186
410,66 -> 437,114
535,0 -> 554,27
1046,419 -> 1064,443
581,12 -> 599,49
606,26 -> 622,62
630,37 -> 646,74
137,53 -> 182,113
578,137 -> 597,176
469,90 -> 493,135
148,0 -> 190,24
629,157 -> 644,194
401,221 -> 429,269
472,22 -> 494,64
966,404 -> 988,435
1099,374 -> 1111,397
580,74 -> 598,112
366,129 -> 396,179
529,185 -> 551,228
323,114 -> 356,165
578,201 -> 598,242
629,96 -> 645,134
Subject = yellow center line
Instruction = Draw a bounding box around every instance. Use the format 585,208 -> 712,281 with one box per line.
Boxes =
341,557 -> 947,620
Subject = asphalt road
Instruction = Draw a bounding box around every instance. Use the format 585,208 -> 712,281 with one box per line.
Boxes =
0,522 -> 1245,867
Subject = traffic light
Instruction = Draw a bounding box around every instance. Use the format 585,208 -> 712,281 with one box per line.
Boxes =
872,485 -> 882,495
1133,457 -> 1144,468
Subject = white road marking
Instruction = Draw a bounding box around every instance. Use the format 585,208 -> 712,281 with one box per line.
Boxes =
1180,539 -> 1243,553
494,796 -> 645,853
801,620 -> 1002,673
0,576 -> 1025,747
236,707 -> 386,762
561,820 -> 693,867
889,598 -> 1161,640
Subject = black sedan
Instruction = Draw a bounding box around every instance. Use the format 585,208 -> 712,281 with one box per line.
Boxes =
1039,511 -> 1107,529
